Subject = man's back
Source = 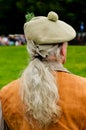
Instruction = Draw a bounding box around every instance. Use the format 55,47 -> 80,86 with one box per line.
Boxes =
56,71 -> 86,130
0,71 -> 86,130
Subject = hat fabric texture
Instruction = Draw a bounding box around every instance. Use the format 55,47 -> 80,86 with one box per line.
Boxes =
24,11 -> 76,44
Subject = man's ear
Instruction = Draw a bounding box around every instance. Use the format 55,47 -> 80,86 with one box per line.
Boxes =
60,42 -> 68,64
60,43 -> 66,56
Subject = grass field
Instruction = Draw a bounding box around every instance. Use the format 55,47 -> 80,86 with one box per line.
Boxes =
0,45 -> 86,88
64,45 -> 86,77
0,46 -> 30,87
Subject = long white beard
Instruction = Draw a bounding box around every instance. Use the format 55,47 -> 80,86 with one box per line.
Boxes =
21,59 -> 61,126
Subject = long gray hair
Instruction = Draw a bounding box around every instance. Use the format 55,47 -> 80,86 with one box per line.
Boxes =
21,41 -> 62,126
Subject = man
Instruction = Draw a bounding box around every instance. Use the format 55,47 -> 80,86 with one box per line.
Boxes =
0,11 -> 86,130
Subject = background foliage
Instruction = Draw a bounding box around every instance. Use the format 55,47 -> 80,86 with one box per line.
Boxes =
0,0 -> 86,35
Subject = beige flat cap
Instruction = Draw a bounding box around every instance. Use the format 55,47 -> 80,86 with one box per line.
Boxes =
24,11 -> 76,44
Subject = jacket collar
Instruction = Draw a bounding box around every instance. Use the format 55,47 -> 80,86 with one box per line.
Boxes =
43,61 -> 70,73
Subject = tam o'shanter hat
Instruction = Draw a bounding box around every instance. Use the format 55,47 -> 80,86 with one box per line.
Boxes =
24,11 -> 76,44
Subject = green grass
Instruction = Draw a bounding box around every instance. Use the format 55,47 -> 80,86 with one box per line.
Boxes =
0,45 -> 86,88
64,46 -> 86,77
0,46 -> 30,87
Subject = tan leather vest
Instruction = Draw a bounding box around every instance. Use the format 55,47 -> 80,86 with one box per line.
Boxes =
0,72 -> 86,130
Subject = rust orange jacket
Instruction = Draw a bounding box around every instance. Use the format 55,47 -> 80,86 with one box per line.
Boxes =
0,71 -> 86,130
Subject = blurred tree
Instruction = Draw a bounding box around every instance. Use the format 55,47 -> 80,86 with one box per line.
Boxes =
0,0 -> 25,34
0,0 -> 86,35
25,12 -> 35,22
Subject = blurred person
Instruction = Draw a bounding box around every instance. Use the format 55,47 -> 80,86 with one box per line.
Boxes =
0,36 -> 3,46
0,11 -> 86,130
1,36 -> 9,46
14,34 -> 26,46
20,34 -> 26,45
8,34 -> 15,46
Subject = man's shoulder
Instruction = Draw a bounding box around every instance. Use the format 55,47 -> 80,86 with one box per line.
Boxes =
57,71 -> 86,85
69,73 -> 86,82
0,79 -> 20,100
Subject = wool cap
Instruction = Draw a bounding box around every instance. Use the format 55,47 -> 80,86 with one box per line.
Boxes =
24,11 -> 76,44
